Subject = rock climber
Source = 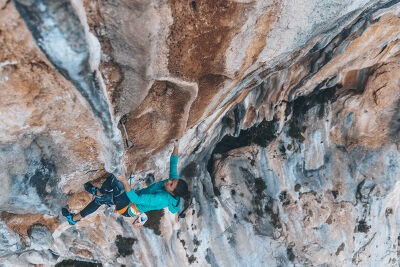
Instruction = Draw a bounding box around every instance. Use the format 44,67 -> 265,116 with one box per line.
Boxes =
62,139 -> 189,227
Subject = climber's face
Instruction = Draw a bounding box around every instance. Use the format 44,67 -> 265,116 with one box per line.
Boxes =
164,179 -> 179,195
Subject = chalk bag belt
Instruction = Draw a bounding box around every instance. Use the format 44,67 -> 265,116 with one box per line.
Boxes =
116,204 -> 129,215
119,114 -> 135,149
116,203 -> 140,216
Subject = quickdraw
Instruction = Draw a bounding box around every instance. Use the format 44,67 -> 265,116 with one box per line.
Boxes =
128,170 -> 135,187
119,114 -> 135,149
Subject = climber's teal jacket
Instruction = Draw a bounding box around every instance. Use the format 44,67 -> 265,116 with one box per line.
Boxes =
125,155 -> 181,213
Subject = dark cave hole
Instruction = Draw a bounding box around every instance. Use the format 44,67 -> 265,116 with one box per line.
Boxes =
55,260 -> 102,267
207,118 -> 277,195
181,161 -> 198,178
285,84 -> 339,142
191,1 -> 197,11
115,235 -> 137,257
356,219 -> 370,233
287,247 -> 295,262
144,209 -> 164,236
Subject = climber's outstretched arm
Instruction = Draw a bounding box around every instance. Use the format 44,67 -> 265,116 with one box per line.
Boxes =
172,139 -> 179,156
115,174 -> 168,205
170,139 -> 179,179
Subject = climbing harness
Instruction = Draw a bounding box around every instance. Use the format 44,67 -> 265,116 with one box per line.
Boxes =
116,202 -> 140,215
119,114 -> 135,149
115,201 -> 148,228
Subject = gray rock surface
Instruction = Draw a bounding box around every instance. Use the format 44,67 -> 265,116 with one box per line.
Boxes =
0,0 -> 399,266
28,224 -> 54,249
0,221 -> 21,257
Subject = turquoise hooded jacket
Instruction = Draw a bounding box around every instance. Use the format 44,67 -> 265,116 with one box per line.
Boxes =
125,155 -> 181,213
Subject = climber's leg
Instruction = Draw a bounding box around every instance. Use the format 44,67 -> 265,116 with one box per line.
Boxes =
65,198 -> 103,224
77,199 -> 102,219
104,175 -> 130,210
78,175 -> 128,216
84,174 -> 115,198
63,175 -> 120,225
98,175 -> 114,194
110,175 -> 126,197
84,182 -> 103,197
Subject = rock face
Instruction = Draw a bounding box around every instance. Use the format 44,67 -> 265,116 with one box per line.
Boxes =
1,0 -> 400,266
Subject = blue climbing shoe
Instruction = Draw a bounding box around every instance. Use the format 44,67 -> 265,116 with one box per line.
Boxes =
84,182 -> 101,198
62,208 -> 79,225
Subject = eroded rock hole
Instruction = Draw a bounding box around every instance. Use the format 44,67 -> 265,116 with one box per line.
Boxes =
55,260 -> 102,267
255,178 -> 267,196
287,247 -> 295,262
191,1 -> 197,11
145,173 -> 155,186
356,219 -> 370,233
181,161 -> 198,178
286,85 -> 339,142
207,118 -> 277,191
115,235 -> 137,257
144,209 -> 164,235
279,191 -> 291,206
212,118 -> 277,155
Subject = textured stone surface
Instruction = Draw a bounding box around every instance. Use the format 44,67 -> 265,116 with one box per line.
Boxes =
0,0 -> 108,201
1,0 -> 400,266
0,221 -> 21,257
27,223 -> 54,249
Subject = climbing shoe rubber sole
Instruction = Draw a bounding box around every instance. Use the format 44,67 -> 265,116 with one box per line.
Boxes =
62,208 -> 79,225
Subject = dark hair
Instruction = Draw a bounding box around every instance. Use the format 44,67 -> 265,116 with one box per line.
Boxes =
173,179 -> 189,200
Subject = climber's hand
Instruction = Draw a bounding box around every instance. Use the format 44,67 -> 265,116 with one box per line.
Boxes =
115,174 -> 125,182
172,139 -> 179,156
116,165 -> 127,182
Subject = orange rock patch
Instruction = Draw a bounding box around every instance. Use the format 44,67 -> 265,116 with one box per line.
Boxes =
70,248 -> 94,258
1,212 -> 60,236
187,74 -> 226,128
167,0 -> 251,80
167,1 -> 255,129
122,80 -> 193,170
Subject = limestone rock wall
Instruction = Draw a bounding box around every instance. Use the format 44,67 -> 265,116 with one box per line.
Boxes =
0,0 -> 400,266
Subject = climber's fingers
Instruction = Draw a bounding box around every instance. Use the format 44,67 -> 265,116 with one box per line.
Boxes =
120,165 -> 127,178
